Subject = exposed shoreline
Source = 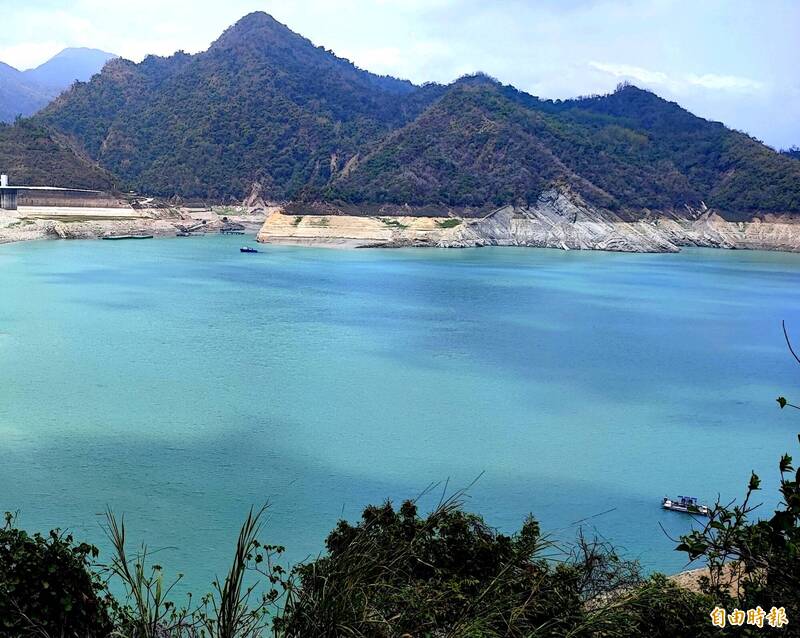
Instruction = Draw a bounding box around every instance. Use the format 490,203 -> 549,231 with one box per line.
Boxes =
257,190 -> 800,254
0,204 -> 269,246
5,192 -> 800,255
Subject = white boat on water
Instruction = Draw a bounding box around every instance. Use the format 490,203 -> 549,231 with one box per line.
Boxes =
662,495 -> 711,517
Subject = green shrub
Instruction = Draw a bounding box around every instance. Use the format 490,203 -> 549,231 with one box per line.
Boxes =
378,217 -> 408,229
0,503 -> 728,637
104,506 -> 286,638
0,513 -> 112,638
274,496 -> 649,638
614,574 -> 716,638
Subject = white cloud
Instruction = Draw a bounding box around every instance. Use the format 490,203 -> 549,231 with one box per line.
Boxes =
686,73 -> 763,92
590,61 -> 764,95
588,62 -> 670,86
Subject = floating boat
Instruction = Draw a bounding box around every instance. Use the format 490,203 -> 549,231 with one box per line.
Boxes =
662,495 -> 710,516
102,234 -> 154,240
240,246 -> 259,253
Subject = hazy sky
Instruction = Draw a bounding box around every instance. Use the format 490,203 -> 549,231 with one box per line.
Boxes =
1,0 -> 797,149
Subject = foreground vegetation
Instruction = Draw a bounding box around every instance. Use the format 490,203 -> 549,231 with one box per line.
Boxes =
3,427 -> 799,638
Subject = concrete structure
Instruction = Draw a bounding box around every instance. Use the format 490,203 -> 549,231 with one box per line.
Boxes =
0,174 -> 125,210
0,175 -> 18,211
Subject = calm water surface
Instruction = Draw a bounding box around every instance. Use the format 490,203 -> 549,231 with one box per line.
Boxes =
2,236 -> 799,591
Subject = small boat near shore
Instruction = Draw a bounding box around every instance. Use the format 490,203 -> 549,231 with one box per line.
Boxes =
240,246 -> 259,253
662,495 -> 711,516
102,234 -> 154,240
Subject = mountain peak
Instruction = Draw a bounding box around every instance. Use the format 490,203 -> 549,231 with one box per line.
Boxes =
0,47 -> 116,122
612,81 -> 648,95
452,73 -> 502,89
234,11 -> 283,28
23,47 -> 117,90
211,11 -> 296,49
205,11 -> 416,97
47,47 -> 117,62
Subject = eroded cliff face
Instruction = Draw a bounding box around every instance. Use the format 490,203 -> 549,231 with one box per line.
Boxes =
443,191 -> 677,252
638,213 -> 800,252
257,189 -> 800,253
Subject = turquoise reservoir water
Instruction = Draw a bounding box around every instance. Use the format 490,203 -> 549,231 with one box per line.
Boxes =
2,235 -> 799,592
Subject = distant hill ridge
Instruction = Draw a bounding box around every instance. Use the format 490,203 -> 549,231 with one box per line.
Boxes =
23,48 -> 117,90
4,12 -> 799,218
0,48 -> 116,123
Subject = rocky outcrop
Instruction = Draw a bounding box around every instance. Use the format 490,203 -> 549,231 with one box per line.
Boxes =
638,212 -> 800,252
243,182 -> 268,212
257,190 -> 800,253
256,189 -> 677,252
443,191 -> 678,252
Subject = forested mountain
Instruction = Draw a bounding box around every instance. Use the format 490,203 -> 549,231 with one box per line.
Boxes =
0,48 -> 115,123
3,12 -> 798,217
0,120 -> 116,190
38,12 -> 444,200
328,77 -> 800,215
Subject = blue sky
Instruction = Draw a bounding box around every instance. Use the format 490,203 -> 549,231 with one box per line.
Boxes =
1,0 -> 797,149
